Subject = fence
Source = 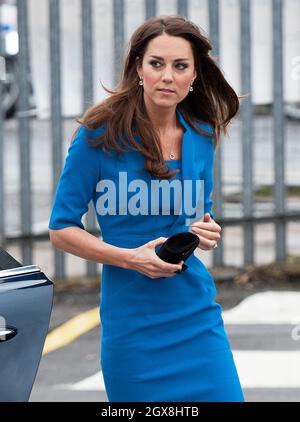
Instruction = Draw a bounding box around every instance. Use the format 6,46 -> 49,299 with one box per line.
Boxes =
0,0 -> 300,280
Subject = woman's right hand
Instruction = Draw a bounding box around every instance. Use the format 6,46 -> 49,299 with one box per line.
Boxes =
126,237 -> 184,279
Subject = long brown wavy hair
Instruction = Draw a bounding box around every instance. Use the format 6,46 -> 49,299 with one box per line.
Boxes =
74,15 -> 240,179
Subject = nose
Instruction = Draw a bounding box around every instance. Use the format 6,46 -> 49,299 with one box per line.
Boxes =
161,65 -> 174,82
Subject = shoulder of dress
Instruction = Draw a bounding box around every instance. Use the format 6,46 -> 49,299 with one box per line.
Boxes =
77,124 -> 106,140
190,120 -> 216,161
68,124 -> 106,159
190,121 -> 215,153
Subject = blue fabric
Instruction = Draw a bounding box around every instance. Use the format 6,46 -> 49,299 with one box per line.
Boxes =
49,109 -> 244,402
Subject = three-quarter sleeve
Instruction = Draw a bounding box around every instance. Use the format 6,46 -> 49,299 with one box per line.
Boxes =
48,126 -> 102,230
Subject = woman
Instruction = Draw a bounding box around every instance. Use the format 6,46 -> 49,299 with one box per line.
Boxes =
49,15 -> 244,402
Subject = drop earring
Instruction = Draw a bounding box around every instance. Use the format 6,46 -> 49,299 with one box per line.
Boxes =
139,78 -> 143,86
189,84 -> 193,92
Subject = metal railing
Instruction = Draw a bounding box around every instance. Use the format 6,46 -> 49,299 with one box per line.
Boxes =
0,0 -> 299,280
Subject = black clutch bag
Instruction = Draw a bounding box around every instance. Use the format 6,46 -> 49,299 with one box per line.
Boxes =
155,232 -> 200,273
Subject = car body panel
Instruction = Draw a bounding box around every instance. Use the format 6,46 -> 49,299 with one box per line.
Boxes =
0,260 -> 54,401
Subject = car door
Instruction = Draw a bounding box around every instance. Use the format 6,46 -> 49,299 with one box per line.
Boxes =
0,247 -> 54,402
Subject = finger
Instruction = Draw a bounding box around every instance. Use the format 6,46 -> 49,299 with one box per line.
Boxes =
190,226 -> 221,241
203,213 -> 211,221
198,239 -> 217,250
153,252 -> 182,268
153,257 -> 184,273
192,232 -> 218,249
149,236 -> 168,248
148,270 -> 177,279
190,222 -> 221,232
161,261 -> 183,272
160,267 -> 182,277
161,272 -> 177,278
198,244 -> 212,251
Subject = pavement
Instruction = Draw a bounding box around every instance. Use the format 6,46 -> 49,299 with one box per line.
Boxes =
28,278 -> 300,402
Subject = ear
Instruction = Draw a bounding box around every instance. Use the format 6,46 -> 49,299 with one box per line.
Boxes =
136,63 -> 142,79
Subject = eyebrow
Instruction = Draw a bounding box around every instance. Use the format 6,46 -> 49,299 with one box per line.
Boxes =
149,55 -> 190,62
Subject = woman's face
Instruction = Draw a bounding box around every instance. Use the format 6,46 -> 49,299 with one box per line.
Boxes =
137,34 -> 197,109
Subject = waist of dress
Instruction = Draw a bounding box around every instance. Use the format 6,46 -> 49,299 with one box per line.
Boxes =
102,230 -> 188,248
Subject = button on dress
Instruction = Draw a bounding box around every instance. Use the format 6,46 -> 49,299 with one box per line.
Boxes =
49,108 -> 244,402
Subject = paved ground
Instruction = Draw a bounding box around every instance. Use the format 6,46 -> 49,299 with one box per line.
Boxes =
29,277 -> 300,402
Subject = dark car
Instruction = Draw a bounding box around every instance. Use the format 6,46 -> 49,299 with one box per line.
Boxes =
0,247 -> 54,401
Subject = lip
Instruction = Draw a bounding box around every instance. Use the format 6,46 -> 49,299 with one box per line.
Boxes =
158,89 -> 175,94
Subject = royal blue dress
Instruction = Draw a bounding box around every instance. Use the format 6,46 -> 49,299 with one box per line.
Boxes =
49,108 -> 244,402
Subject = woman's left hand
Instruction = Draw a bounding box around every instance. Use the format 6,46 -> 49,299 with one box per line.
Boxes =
189,213 -> 221,251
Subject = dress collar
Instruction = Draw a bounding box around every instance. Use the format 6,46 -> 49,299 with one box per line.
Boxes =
166,107 -> 199,232
176,107 -> 190,133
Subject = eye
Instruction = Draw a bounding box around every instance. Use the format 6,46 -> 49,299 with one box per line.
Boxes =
149,60 -> 188,70
176,63 -> 188,70
150,60 -> 161,68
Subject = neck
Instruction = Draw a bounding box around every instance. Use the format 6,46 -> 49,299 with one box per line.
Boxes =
143,95 -> 179,134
